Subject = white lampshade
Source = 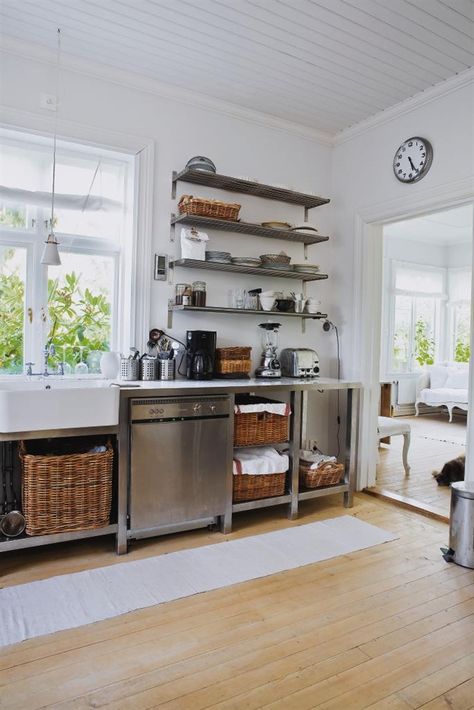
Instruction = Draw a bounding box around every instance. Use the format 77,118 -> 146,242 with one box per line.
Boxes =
41,234 -> 61,266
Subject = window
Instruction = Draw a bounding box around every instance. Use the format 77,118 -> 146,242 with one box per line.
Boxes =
448,268 -> 471,363
389,261 -> 445,374
0,129 -> 134,374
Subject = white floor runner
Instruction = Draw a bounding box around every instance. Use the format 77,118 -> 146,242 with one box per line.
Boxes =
0,515 -> 397,647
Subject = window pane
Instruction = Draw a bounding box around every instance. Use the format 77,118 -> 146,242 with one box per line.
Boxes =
392,295 -> 412,372
0,203 -> 27,230
47,252 -> 115,369
414,297 -> 436,367
395,264 -> 444,295
0,246 -> 26,373
53,155 -> 128,239
454,303 -> 471,362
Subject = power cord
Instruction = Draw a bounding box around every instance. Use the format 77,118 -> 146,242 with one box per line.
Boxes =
323,320 -> 341,458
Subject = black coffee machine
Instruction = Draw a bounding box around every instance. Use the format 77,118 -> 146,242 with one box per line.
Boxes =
186,330 -> 216,380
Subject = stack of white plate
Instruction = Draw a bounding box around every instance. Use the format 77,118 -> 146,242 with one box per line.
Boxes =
231,257 -> 261,267
206,251 -> 232,263
292,264 -> 320,273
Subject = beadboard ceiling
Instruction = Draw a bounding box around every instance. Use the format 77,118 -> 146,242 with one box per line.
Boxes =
1,0 -> 473,134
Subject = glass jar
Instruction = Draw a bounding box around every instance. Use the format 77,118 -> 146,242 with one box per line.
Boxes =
175,283 -> 191,305
192,281 -> 207,307
182,285 -> 193,306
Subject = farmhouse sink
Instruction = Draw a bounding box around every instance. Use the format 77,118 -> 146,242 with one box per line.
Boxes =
0,378 -> 120,433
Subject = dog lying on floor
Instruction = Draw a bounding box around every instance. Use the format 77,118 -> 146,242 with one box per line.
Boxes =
433,454 -> 465,485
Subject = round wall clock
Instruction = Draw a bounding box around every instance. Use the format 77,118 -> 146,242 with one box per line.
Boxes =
393,137 -> 433,183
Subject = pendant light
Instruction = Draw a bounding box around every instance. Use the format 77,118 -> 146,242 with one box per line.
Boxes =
41,28 -> 62,267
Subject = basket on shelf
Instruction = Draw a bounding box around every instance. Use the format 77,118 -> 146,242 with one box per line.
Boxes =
216,347 -> 252,376
234,395 -> 290,447
233,471 -> 286,502
299,460 -> 344,489
20,440 -> 114,536
178,195 -> 241,221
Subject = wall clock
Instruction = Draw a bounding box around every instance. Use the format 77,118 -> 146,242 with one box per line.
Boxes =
393,137 -> 433,183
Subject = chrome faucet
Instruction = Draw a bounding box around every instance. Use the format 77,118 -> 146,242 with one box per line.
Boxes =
24,342 -> 64,377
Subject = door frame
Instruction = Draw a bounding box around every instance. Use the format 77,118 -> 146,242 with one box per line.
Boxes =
352,177 -> 474,488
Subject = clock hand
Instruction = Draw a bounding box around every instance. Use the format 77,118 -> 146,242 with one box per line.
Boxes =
408,157 -> 417,171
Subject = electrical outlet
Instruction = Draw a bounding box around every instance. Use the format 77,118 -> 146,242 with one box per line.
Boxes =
40,93 -> 58,111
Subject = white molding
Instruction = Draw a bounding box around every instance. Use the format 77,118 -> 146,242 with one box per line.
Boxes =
334,68 -> 474,146
0,36 -> 333,147
352,182 -> 474,488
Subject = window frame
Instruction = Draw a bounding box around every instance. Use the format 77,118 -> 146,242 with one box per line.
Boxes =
0,124 -> 149,375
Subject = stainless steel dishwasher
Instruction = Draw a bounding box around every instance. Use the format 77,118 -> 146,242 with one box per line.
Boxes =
129,395 -> 231,539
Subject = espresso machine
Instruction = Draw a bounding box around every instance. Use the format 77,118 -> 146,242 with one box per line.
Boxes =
255,322 -> 282,378
186,330 -> 216,380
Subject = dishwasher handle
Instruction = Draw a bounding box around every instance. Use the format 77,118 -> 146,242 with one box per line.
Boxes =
130,396 -> 230,422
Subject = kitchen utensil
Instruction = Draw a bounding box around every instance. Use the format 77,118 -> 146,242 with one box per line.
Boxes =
261,221 -> 292,230
159,359 -> 176,380
120,357 -> 139,381
140,357 -> 158,381
185,156 -> 216,173
280,348 -> 320,378
0,443 -> 26,538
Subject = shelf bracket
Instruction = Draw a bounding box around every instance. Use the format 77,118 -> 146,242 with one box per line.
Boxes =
167,302 -> 173,329
171,172 -> 177,200
170,214 -> 176,243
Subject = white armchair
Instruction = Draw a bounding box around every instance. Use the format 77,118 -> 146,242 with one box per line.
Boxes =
415,363 -> 469,422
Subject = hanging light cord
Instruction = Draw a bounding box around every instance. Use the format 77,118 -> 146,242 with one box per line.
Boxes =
49,27 -> 61,238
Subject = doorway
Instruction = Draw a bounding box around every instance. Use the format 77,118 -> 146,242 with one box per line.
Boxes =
375,205 -> 472,517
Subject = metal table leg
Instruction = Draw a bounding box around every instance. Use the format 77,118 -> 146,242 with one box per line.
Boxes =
116,395 -> 129,554
220,394 -> 234,534
344,387 -> 359,508
288,390 -> 302,520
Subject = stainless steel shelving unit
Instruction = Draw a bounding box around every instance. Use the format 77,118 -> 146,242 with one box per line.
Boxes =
170,258 -> 327,281
171,214 -> 329,245
167,304 -> 327,328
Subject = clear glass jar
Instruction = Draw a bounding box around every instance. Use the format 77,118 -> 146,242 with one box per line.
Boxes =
192,281 -> 207,307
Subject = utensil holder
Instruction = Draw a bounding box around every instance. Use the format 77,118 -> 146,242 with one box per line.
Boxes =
140,358 -> 158,381
120,358 -> 139,381
159,360 -> 175,380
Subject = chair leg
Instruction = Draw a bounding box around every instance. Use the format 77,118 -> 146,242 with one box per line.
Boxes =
447,405 -> 454,423
402,432 -> 410,476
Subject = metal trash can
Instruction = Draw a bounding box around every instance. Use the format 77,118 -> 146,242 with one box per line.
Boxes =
444,482 -> 474,569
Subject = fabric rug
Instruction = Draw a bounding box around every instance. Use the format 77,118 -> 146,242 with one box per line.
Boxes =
0,515 -> 397,647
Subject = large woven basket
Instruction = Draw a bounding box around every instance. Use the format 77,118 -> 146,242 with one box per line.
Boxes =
299,460 -> 344,489
179,195 -> 241,221
234,396 -> 289,446
20,441 -> 113,536
233,471 -> 286,502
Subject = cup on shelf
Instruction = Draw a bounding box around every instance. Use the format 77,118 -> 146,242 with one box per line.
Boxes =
260,296 -> 276,311
228,288 -> 247,309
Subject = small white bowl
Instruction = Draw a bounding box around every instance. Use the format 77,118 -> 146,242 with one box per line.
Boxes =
260,297 -> 276,311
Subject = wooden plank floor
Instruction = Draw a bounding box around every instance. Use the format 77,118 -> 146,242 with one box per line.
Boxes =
1,494 -> 473,709
375,414 -> 466,518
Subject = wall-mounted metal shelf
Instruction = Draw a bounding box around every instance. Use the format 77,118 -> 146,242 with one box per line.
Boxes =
170,258 -> 328,282
172,169 -> 330,210
171,214 -> 329,245
167,304 -> 327,328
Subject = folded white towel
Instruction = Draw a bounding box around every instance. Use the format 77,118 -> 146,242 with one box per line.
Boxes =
233,446 -> 289,475
234,403 -> 290,416
300,449 -> 337,470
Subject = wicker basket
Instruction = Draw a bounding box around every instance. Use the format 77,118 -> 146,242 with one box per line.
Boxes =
216,347 -> 252,376
299,460 -> 344,489
20,441 -> 114,536
234,396 -> 290,447
179,195 -> 241,221
233,472 -> 286,502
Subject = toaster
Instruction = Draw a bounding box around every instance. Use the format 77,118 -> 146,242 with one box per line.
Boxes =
280,348 -> 320,378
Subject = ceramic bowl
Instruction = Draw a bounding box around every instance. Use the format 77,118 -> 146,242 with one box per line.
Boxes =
260,297 -> 276,311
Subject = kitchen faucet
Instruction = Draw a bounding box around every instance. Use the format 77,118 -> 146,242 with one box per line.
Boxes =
25,341 -> 64,377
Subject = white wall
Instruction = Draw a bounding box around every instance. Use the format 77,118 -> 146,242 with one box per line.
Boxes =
330,80 -> 474,378
0,49 -> 335,450
448,242 -> 472,268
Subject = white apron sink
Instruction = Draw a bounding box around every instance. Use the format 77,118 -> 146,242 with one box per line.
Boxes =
0,379 -> 119,433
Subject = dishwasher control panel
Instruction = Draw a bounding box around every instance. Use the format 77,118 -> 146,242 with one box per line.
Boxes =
130,396 -> 230,421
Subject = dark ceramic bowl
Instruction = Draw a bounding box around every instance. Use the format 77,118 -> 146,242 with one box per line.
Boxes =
275,299 -> 294,312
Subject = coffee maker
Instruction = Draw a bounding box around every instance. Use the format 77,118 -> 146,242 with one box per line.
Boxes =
186,330 -> 216,380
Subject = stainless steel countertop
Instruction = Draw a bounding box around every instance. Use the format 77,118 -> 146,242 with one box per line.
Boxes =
114,376 -> 361,397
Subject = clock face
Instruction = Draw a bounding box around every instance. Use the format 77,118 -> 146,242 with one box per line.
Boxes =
393,137 -> 433,183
